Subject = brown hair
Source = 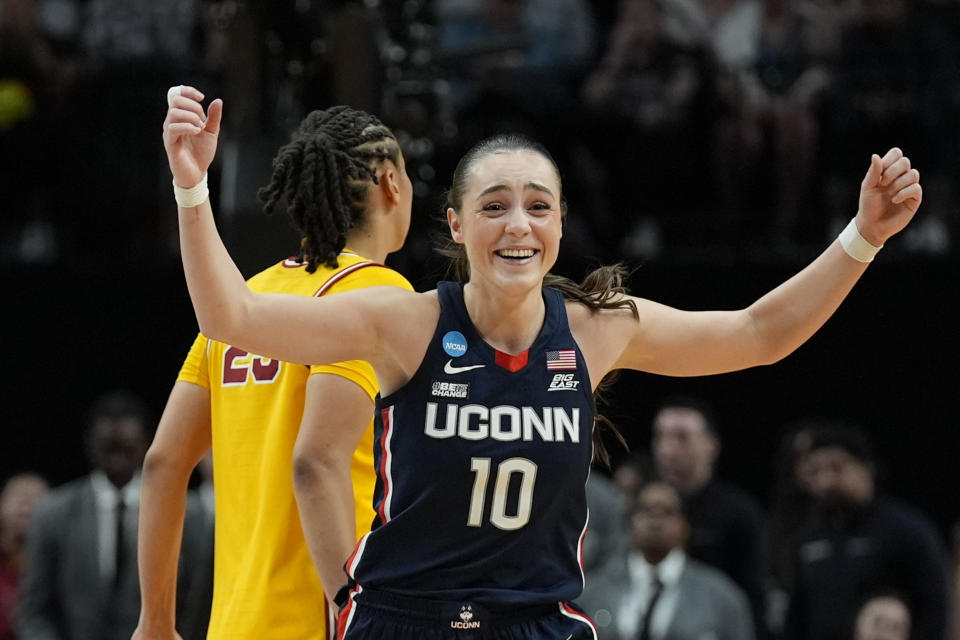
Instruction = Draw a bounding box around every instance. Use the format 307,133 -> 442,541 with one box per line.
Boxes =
439,133 -> 637,465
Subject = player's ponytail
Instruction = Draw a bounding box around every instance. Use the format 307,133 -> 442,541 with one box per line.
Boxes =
258,106 -> 400,273
544,266 -> 635,467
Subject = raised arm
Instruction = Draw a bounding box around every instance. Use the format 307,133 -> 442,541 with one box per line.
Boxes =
163,86 -> 395,367
587,148 -> 922,378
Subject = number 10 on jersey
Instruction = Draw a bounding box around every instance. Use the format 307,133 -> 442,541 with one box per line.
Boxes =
467,457 -> 538,531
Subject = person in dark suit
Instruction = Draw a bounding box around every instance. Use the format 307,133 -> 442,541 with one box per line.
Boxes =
584,469 -> 628,575
15,390 -> 203,640
579,479 -> 755,640
784,424 -> 951,640
651,396 -> 767,635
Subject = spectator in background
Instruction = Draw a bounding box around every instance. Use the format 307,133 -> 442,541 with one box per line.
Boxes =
431,0 -> 607,276
580,479 -> 755,640
589,452 -> 657,579
584,470 -> 628,574
434,0 -> 596,117
662,0 -> 762,123
712,0 -> 834,253
0,0 -> 61,262
898,0 -> 959,256
651,395 -> 767,637
784,423 -> 951,640
613,452 -> 657,517
763,422 -> 816,638
432,0 -> 598,173
15,390 -> 193,640
0,473 -> 49,640
851,592 -> 912,640
819,0 -> 927,245
580,0 -> 715,257
28,0 -> 207,263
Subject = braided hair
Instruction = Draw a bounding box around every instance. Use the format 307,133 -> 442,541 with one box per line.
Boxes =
257,106 -> 400,273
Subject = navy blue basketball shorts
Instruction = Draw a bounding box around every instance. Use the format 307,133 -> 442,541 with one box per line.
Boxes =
336,585 -> 598,640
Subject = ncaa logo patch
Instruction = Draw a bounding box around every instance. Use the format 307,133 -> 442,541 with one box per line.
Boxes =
442,331 -> 468,357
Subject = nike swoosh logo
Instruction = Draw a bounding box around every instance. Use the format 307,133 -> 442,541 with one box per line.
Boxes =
444,360 -> 486,375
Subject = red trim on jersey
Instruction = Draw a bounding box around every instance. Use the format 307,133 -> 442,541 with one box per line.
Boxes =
282,256 -> 305,268
376,407 -> 395,523
314,261 -> 385,297
344,532 -> 369,580
494,348 -> 529,372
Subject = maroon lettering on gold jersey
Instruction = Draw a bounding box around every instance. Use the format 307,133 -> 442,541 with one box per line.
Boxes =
222,346 -> 281,386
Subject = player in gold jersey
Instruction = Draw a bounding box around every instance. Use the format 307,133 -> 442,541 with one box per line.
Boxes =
132,106 -> 413,640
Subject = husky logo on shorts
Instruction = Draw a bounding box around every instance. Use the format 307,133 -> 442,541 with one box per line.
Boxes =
451,604 -> 480,630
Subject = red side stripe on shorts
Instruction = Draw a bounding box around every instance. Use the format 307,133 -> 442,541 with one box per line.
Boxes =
559,602 -> 598,640
314,261 -> 384,297
336,585 -> 363,640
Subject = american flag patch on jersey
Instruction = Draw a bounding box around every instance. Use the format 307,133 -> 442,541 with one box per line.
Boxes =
546,349 -> 577,370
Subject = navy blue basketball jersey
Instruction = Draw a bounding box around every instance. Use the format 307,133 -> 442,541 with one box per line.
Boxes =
345,281 -> 597,606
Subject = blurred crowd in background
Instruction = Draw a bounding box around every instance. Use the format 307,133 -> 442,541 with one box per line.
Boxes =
1,0 -> 958,270
1,0 -> 959,639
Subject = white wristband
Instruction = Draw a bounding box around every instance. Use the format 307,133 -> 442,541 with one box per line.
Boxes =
173,173 -> 209,208
838,218 -> 882,263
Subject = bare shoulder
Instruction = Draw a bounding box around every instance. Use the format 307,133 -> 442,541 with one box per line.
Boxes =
370,288 -> 441,393
566,295 -> 665,384
406,288 -> 441,325
359,287 -> 439,334
361,284 -> 430,304
406,289 -> 441,337
392,287 -> 439,312
564,295 -> 645,386
564,293 -> 647,334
